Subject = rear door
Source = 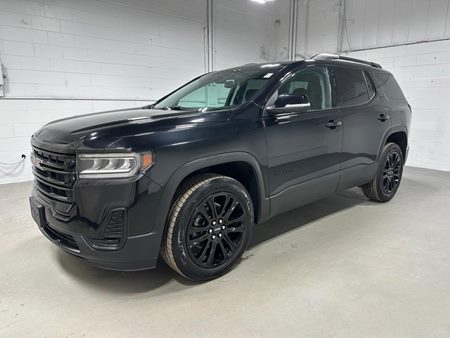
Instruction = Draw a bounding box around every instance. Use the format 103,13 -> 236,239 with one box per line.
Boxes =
333,66 -> 391,189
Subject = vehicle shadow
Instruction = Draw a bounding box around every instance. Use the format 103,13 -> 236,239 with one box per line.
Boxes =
56,251 -> 198,294
249,187 -> 369,249
55,188 -> 370,294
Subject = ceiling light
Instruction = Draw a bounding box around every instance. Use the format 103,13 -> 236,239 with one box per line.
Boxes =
250,0 -> 274,4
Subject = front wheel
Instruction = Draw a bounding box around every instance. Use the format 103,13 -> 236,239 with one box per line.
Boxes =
362,142 -> 404,202
161,174 -> 254,281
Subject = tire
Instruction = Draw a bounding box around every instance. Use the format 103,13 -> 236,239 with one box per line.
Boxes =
362,142 -> 404,202
161,174 -> 254,281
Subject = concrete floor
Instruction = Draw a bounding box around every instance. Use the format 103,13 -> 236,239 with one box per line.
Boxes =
1,167 -> 450,337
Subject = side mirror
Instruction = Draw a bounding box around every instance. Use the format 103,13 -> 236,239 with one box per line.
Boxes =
224,79 -> 235,88
267,94 -> 311,114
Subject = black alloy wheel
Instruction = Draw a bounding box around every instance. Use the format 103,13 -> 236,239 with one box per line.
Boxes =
381,150 -> 402,195
187,192 -> 246,268
162,174 -> 254,281
362,142 -> 404,202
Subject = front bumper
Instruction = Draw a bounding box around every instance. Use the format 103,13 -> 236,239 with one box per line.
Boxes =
30,176 -> 165,271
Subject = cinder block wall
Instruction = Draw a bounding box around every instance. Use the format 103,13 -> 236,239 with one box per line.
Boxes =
297,0 -> 450,172
0,0 -> 286,184
348,41 -> 450,171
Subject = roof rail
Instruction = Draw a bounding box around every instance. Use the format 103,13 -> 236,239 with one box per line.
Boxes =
311,53 -> 382,69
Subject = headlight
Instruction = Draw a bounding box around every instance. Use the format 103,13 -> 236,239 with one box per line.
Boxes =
77,153 -> 153,179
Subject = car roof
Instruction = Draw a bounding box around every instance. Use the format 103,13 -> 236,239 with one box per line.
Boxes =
231,54 -> 384,72
214,54 -> 388,79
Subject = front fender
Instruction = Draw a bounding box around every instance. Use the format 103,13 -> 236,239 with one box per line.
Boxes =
152,152 -> 269,238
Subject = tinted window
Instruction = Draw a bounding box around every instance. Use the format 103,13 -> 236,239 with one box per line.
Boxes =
373,72 -> 406,100
274,66 -> 332,110
334,68 -> 370,106
364,71 -> 376,99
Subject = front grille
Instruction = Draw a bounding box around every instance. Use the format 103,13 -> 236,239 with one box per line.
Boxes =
31,146 -> 76,203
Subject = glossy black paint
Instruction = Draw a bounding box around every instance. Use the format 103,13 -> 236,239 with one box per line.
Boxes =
30,58 -> 411,271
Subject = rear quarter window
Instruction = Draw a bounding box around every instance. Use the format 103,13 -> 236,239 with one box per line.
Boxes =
373,72 -> 406,101
364,71 -> 376,99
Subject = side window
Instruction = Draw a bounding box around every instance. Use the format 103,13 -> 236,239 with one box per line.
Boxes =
334,68 -> 370,106
373,72 -> 406,101
273,66 -> 332,110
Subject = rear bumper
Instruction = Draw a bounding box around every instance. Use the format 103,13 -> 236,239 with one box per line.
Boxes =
30,176 -> 165,271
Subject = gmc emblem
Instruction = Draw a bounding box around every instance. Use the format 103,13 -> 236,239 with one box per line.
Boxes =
30,153 -> 44,170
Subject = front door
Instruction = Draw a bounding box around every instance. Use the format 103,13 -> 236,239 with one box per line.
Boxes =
264,65 -> 342,217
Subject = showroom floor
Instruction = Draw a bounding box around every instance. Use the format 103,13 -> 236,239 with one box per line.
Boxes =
1,166 -> 449,337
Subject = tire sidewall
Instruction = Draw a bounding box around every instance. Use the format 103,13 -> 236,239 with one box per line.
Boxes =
171,177 -> 254,280
375,143 -> 404,202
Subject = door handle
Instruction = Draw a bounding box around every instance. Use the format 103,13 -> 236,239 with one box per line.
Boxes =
377,114 -> 390,122
325,120 -> 342,129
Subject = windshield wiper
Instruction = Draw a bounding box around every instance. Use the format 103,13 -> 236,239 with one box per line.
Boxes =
164,106 -> 184,110
144,105 -> 200,111
161,106 -> 202,111
142,105 -> 184,110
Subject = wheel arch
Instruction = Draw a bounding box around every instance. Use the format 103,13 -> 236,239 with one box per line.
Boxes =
386,131 -> 408,160
377,127 -> 408,163
154,153 -> 269,239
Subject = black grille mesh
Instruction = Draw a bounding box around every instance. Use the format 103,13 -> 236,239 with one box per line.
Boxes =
31,146 -> 76,203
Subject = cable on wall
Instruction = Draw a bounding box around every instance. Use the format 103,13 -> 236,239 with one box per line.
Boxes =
0,155 -> 26,176
0,155 -> 26,166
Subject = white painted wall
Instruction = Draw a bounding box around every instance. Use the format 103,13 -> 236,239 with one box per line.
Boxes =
297,0 -> 450,56
0,0 -> 284,184
342,0 -> 450,52
214,0 -> 290,69
0,0 -> 207,100
347,41 -> 450,171
292,0 -> 450,171
4,0 -> 447,183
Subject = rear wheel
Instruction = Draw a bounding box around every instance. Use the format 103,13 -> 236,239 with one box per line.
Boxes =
362,142 -> 404,202
161,174 -> 254,281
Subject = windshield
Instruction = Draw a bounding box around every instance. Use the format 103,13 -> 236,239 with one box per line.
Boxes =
153,64 -> 285,111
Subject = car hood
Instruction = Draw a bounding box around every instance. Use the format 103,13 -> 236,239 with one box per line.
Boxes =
31,107 -> 229,152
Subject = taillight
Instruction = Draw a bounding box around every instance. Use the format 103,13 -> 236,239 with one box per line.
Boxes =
407,103 -> 412,113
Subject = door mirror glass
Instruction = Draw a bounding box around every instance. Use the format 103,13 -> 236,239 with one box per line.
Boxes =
267,94 -> 311,114
224,79 -> 235,88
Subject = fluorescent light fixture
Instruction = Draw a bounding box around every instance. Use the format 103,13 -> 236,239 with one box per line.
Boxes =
250,0 -> 274,4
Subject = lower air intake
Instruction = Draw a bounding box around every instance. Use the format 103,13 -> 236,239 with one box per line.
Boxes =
88,209 -> 126,251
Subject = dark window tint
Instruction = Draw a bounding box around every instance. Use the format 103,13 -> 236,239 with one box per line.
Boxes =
334,68 -> 370,106
373,72 -> 406,100
364,71 -> 376,99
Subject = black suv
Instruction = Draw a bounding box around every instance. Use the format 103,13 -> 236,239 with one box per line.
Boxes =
29,54 -> 411,281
